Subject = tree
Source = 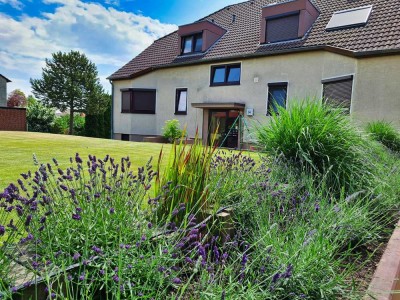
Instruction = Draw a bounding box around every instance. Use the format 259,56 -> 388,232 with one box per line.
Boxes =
85,92 -> 111,138
7,89 -> 27,107
30,50 -> 104,135
26,96 -> 56,133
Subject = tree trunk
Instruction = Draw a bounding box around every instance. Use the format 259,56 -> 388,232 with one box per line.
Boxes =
69,108 -> 74,135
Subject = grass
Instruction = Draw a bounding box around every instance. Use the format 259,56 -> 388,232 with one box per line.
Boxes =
366,121 -> 400,152
256,99 -> 373,194
0,131 -> 171,189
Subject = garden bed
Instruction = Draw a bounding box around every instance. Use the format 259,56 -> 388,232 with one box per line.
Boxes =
1,102 -> 400,299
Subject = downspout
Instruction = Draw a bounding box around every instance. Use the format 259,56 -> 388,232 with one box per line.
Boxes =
110,80 -> 114,139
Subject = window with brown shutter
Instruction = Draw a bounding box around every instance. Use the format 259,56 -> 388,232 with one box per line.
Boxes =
121,89 -> 156,114
322,76 -> 353,112
266,12 -> 300,43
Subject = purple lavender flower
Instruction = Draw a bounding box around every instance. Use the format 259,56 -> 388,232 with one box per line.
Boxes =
72,213 -> 81,221
51,293 -> 56,299
171,209 -> 179,217
60,184 -> 68,191
109,207 -> 115,214
172,277 -> 182,284
141,235 -> 146,241
72,252 -> 81,261
0,225 -> 5,236
272,272 -> 281,284
100,269 -> 105,275
67,274 -> 72,281
147,222 -> 153,229
315,203 -> 320,212
162,248 -> 168,254
125,244 -> 132,249
282,264 -> 293,279
91,245 -> 102,254
112,275 -> 119,282
25,215 -> 32,226
11,286 -> 17,293
75,153 -> 83,164
79,273 -> 85,281
185,257 -> 194,264
40,216 -> 46,224
31,261 -> 39,270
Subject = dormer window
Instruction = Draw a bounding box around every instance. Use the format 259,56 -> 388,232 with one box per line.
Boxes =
260,0 -> 319,44
182,33 -> 203,55
177,20 -> 226,56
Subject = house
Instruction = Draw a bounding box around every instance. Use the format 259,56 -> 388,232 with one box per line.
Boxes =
0,74 -> 11,107
0,75 -> 27,131
108,0 -> 400,148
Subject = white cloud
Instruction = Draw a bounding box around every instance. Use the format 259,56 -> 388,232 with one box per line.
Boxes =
0,0 -> 177,94
0,0 -> 23,10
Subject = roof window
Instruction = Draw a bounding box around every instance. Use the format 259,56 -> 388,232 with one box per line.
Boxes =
326,5 -> 372,31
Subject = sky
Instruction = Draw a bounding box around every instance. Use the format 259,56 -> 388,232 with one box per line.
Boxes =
0,0 -> 245,96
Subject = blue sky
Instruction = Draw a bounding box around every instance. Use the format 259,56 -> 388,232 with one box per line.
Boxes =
0,0 -> 244,95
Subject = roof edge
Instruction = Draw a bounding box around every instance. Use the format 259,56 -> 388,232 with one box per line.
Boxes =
108,46 -> 400,81
0,74 -> 12,82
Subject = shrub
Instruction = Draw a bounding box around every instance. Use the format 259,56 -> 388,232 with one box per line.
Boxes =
366,121 -> 400,152
162,119 -> 184,142
52,114 -> 85,135
26,97 -> 56,133
256,99 -> 373,194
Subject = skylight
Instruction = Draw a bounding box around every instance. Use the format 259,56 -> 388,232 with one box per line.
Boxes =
326,5 -> 373,30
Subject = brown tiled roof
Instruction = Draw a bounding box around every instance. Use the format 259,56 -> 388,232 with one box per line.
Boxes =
109,0 -> 400,80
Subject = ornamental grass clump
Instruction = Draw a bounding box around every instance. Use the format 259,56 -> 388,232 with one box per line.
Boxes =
256,99 -> 373,194
154,132 -> 217,224
367,120 -> 400,152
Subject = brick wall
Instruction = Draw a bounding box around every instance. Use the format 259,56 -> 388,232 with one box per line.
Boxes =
0,107 -> 27,131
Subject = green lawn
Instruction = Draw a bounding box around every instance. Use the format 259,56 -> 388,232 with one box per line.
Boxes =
0,131 -> 171,189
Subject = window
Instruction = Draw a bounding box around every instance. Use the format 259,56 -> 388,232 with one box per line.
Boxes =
267,83 -> 287,115
121,89 -> 156,114
266,12 -> 299,43
175,89 -> 187,115
181,33 -> 203,54
121,134 -> 130,141
326,6 -> 372,31
210,64 -> 241,86
322,76 -> 353,112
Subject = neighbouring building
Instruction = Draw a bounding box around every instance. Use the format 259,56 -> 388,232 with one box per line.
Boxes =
0,74 -> 11,107
108,0 -> 400,148
0,74 -> 27,131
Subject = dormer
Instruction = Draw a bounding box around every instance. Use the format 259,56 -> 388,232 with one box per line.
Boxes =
260,0 -> 319,44
177,21 -> 227,56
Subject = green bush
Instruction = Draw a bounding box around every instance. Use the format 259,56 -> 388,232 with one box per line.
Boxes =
162,119 -> 184,142
256,99 -> 373,194
52,114 -> 85,135
366,121 -> 400,152
26,97 -> 56,133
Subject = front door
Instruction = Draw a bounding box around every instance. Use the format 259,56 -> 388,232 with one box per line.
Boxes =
208,110 -> 240,148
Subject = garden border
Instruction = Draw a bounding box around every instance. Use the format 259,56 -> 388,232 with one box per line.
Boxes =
365,219 -> 400,300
